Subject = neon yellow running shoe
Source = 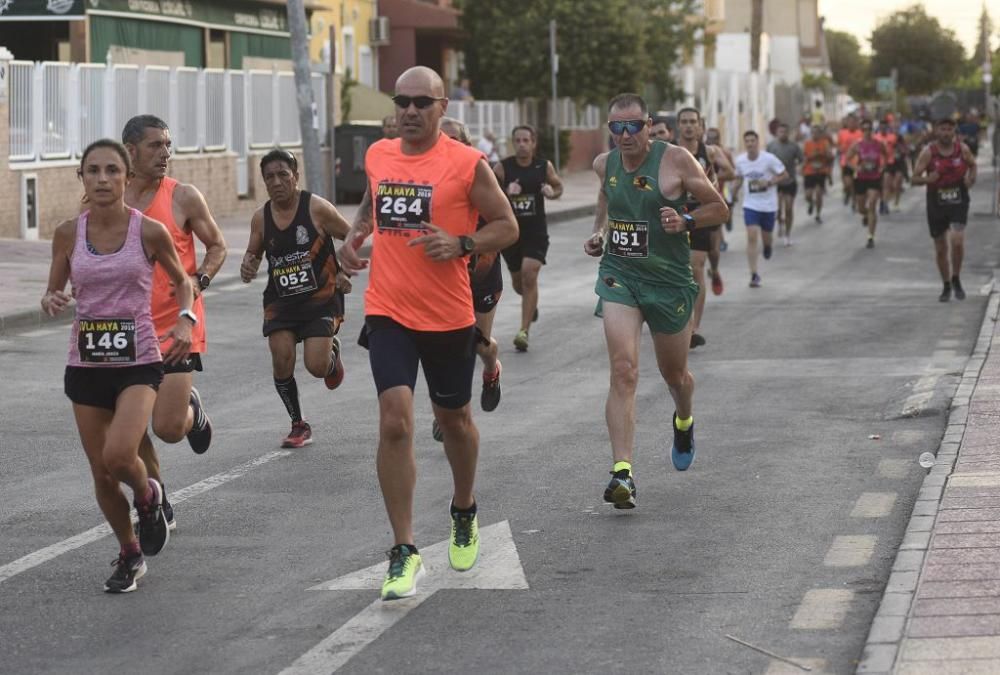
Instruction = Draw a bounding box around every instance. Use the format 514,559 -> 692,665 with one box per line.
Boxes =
449,509 -> 480,571
513,329 -> 529,352
380,544 -> 425,601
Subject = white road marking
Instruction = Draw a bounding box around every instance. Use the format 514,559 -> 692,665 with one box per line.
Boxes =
851,493 -> 897,518
790,589 -> 854,630
823,535 -> 876,567
19,328 -> 59,338
766,657 -> 828,674
902,371 -> 940,416
878,459 -> 910,479
282,520 -> 528,675
0,451 -> 290,585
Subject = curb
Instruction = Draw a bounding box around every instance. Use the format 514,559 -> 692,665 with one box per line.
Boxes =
0,203 -> 599,336
855,285 -> 1000,674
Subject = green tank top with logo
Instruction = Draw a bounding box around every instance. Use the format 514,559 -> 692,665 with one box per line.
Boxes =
600,140 -> 695,288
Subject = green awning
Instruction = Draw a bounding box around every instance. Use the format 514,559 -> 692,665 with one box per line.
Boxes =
90,15 -> 203,67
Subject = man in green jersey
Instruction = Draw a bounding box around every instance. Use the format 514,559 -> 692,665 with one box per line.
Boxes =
585,93 -> 728,509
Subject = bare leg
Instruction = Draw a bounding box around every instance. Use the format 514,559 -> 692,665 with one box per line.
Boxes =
746,225 -> 760,276
949,228 -> 965,278
376,386 -> 417,546
652,326 -> 695,420
518,258 -> 542,333
475,308 -> 499,374
601,302 -> 644,465
150,371 -> 193,443
690,250 -> 708,333
433,403 -> 478,510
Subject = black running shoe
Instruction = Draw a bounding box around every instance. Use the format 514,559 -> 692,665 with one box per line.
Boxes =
763,244 -> 772,260
481,360 -> 502,412
134,478 -> 169,556
690,333 -> 706,349
187,387 -> 213,455
865,237 -> 875,249
432,419 -> 444,443
939,283 -> 952,302
603,469 -> 636,510
162,488 -> 176,531
104,551 -> 146,593
952,277 -> 966,301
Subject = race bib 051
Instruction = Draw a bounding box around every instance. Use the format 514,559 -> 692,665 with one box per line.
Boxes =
607,219 -> 649,258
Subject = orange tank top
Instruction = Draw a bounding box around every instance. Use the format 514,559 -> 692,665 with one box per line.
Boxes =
363,134 -> 482,331
145,177 -> 207,353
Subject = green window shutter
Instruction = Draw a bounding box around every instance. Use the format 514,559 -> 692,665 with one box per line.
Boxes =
90,15 -> 203,68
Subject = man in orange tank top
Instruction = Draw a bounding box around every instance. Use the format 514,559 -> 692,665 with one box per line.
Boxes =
339,66 -> 518,601
123,115 -> 228,531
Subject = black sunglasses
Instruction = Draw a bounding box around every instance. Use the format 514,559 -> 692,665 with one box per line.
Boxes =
608,119 -> 646,136
392,95 -> 445,110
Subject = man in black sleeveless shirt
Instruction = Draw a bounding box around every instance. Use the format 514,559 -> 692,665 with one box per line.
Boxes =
494,125 -> 564,352
240,149 -> 352,448
675,108 -> 733,349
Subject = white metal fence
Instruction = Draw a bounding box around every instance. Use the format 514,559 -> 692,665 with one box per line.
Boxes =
8,61 -> 329,163
449,98 -> 603,142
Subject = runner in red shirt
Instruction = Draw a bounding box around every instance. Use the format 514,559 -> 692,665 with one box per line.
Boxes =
846,119 -> 889,248
338,66 -> 517,601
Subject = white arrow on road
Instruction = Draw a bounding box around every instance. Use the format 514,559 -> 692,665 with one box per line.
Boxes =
278,520 -> 528,675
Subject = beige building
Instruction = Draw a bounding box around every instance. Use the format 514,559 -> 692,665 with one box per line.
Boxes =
308,0 -> 393,123
714,0 -> 829,83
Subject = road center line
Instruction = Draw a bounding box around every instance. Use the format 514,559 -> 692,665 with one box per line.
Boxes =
0,450 -> 291,585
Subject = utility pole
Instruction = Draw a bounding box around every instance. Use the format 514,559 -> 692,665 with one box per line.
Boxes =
549,19 -> 559,172
287,0 -> 325,197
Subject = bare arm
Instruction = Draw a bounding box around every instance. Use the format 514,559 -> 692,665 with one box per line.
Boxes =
962,143 -> 977,186
309,194 -> 351,241
40,220 -> 75,316
240,209 -> 265,282
492,162 -> 506,187
910,147 -> 934,185
407,160 -> 518,261
708,145 -> 735,182
338,180 -> 374,274
585,153 -> 609,255
177,184 -> 227,285
542,161 -> 564,199
675,150 -> 728,229
143,217 -> 193,364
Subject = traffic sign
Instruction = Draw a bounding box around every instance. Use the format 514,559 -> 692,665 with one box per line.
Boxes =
876,77 -> 895,96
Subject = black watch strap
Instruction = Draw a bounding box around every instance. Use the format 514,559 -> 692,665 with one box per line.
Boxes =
458,236 -> 475,257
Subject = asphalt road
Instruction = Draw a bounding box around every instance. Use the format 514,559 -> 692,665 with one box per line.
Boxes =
1,179 -> 998,675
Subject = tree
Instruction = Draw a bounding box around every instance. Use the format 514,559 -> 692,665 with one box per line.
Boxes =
869,5 -> 967,95
825,29 -> 871,99
972,4 -> 993,66
459,0 -> 701,108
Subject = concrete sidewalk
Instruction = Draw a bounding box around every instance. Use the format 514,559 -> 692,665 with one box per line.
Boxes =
0,169 -> 599,335
858,239 -> 1000,670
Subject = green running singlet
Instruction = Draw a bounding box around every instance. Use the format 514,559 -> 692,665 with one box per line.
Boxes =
599,140 -> 695,288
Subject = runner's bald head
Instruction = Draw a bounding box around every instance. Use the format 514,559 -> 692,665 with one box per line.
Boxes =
395,66 -> 445,98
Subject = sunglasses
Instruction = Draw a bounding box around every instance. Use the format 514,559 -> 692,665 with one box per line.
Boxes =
608,119 -> 646,136
392,95 -> 445,110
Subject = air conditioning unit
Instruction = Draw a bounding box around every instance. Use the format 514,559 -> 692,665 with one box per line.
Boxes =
370,16 -> 390,46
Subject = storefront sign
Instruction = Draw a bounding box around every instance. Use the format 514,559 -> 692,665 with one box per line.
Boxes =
0,0 -> 85,18
89,0 -> 288,33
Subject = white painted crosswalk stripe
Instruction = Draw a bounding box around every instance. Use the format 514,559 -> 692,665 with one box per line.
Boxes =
790,589 -> 854,629
823,535 -> 876,567
851,492 -> 897,518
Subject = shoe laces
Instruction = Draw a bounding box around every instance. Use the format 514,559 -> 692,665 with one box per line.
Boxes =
386,546 -> 412,579
674,423 -> 693,453
452,513 -> 475,547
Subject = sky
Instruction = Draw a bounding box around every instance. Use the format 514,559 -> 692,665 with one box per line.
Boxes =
820,0 -> 998,56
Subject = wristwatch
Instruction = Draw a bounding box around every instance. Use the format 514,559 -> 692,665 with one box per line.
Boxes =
458,235 -> 475,257
682,214 -> 697,232
197,273 -> 211,291
178,309 -> 199,325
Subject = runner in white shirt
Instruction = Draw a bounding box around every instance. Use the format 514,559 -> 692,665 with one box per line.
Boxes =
732,130 -> 789,288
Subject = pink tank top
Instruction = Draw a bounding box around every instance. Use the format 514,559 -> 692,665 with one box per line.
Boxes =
856,139 -> 884,181
67,208 -> 162,367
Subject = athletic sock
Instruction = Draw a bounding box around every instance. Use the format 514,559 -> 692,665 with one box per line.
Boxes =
675,415 -> 694,431
450,501 -> 478,517
274,376 -> 303,423
613,460 -> 632,475
122,541 -> 142,558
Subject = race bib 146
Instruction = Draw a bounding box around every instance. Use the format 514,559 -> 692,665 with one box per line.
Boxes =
78,318 -> 136,363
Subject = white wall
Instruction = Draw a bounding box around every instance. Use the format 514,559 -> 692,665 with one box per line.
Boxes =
716,33 -> 751,73
768,35 -> 801,85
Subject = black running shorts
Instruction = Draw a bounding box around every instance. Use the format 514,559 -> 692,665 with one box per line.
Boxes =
365,315 -> 476,409
65,363 -> 164,411
927,192 -> 969,239
263,316 -> 339,342
854,179 -> 882,195
163,352 -> 203,375
502,230 -> 549,272
803,174 -> 827,190
688,224 -> 720,253
470,255 -> 503,314
777,181 -> 798,197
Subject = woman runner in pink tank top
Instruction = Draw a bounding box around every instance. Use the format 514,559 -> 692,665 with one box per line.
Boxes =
40,139 -> 195,593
